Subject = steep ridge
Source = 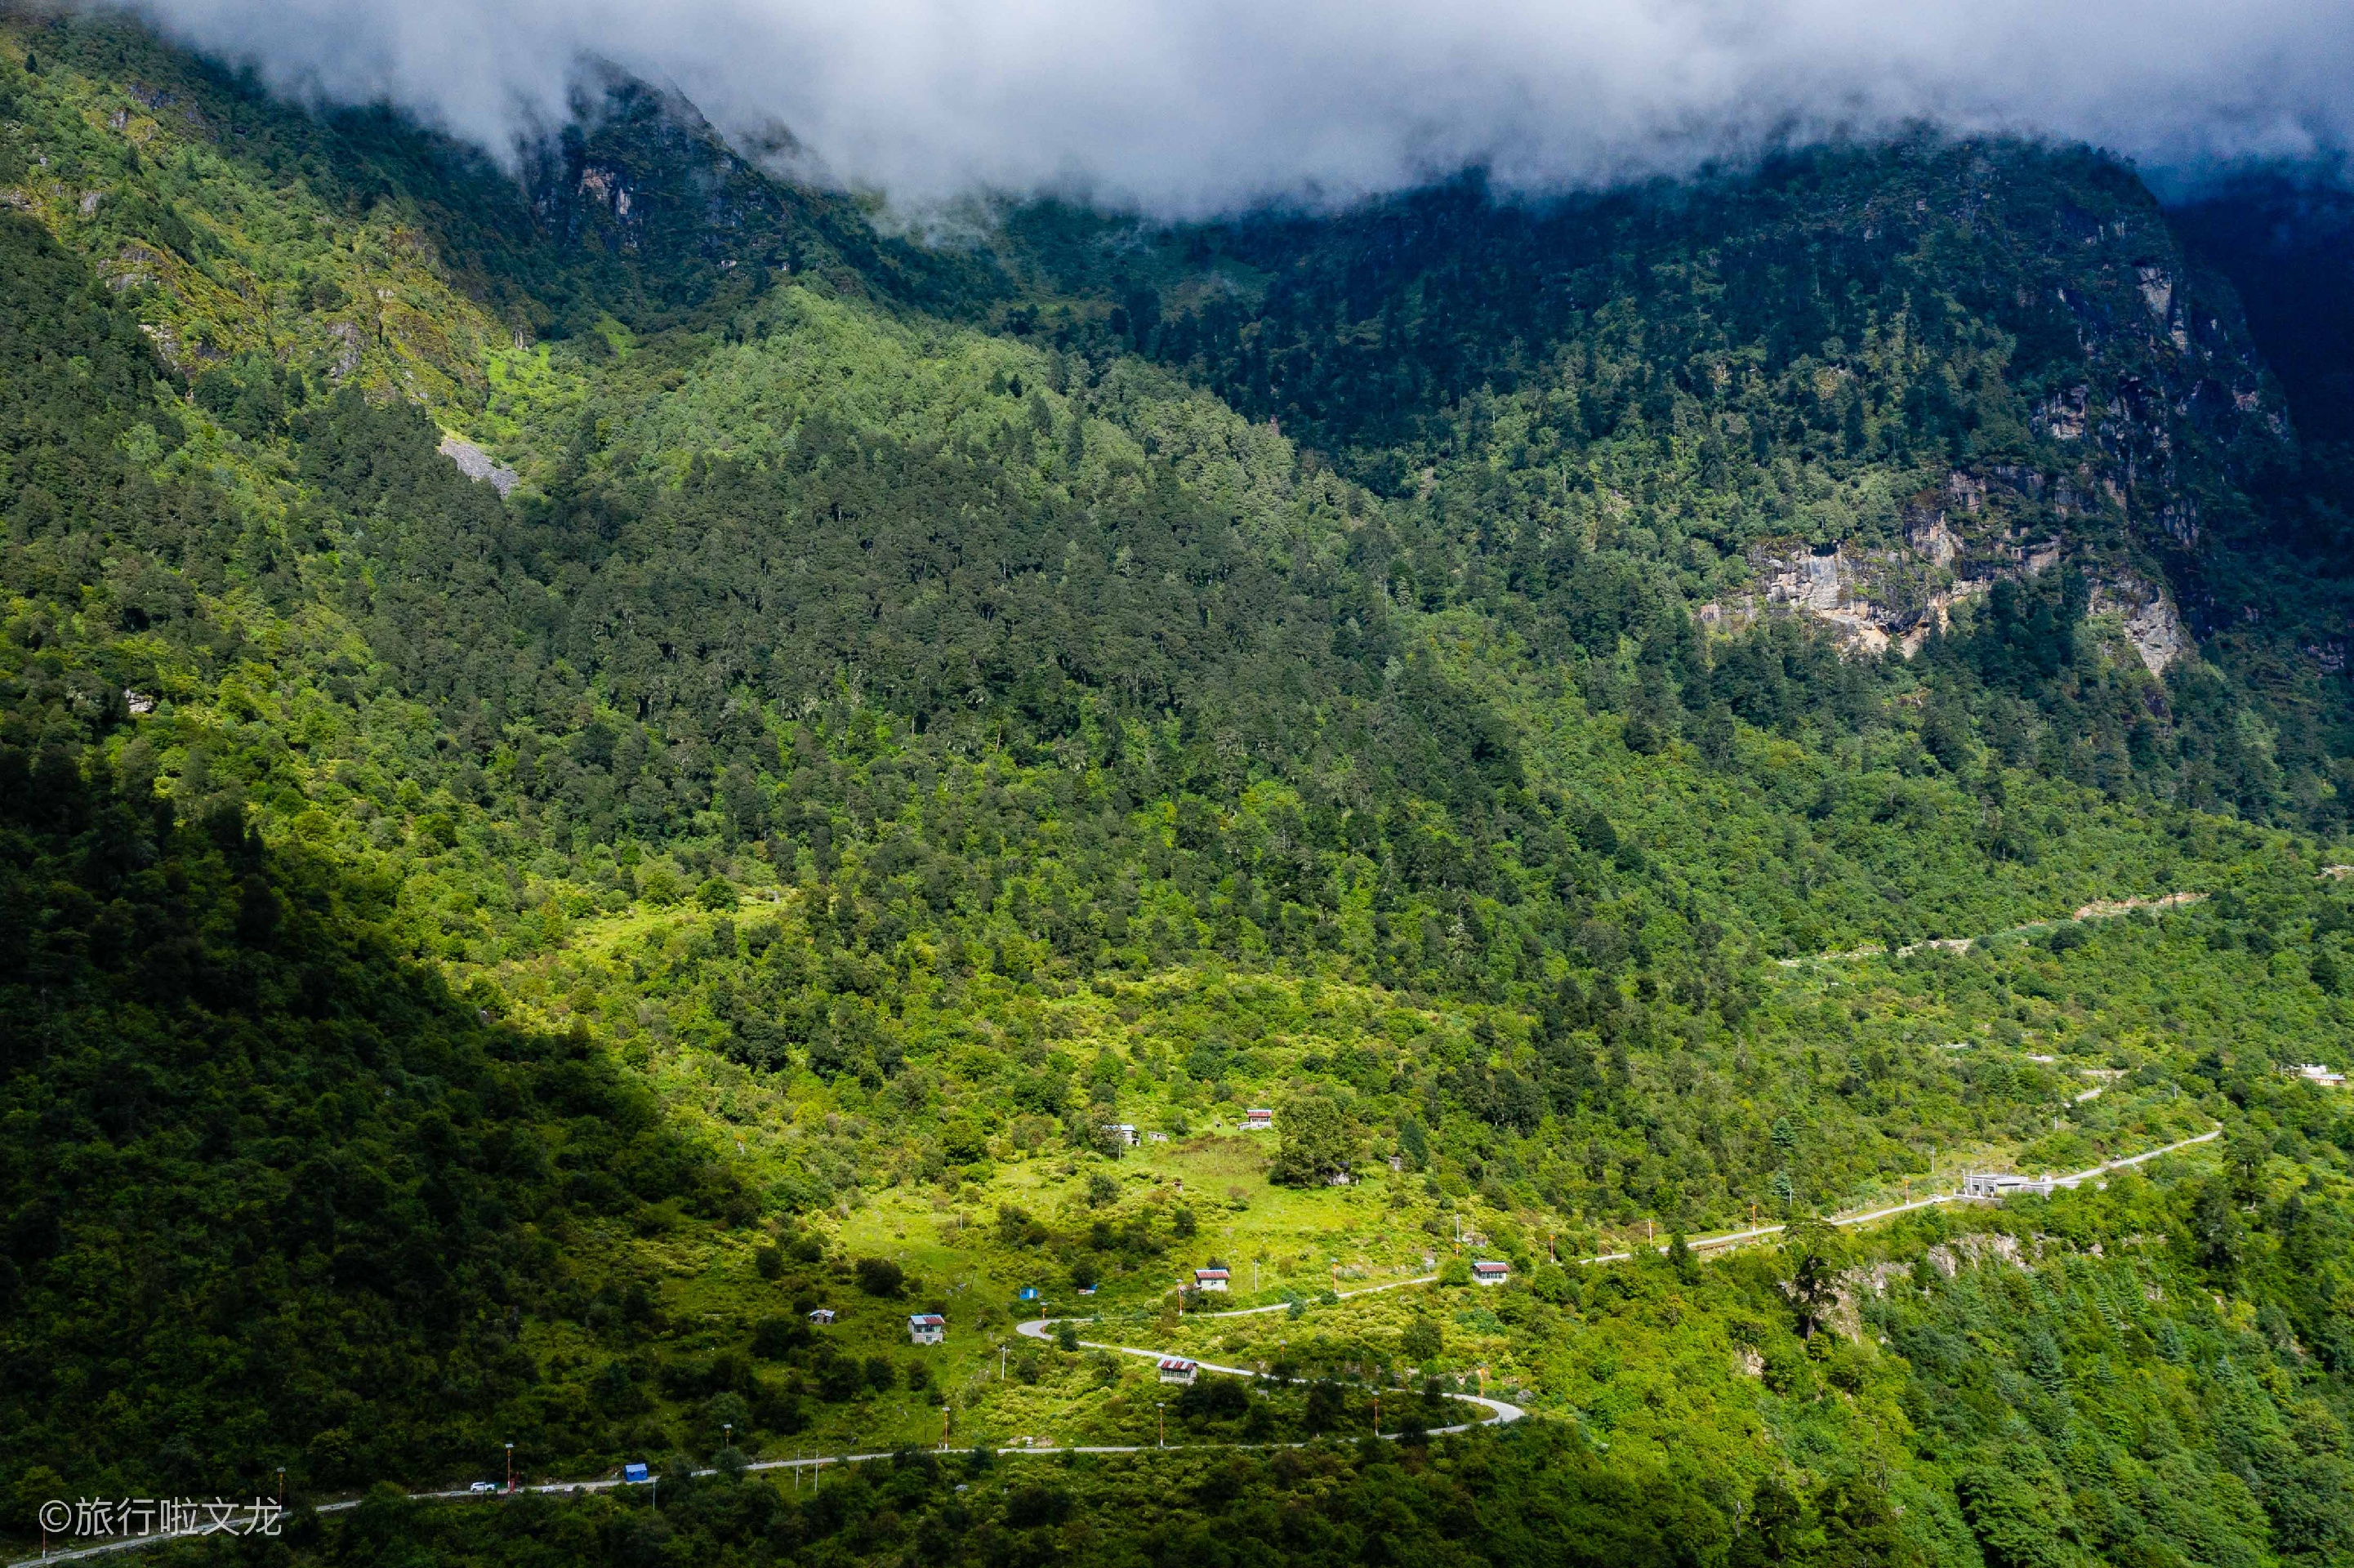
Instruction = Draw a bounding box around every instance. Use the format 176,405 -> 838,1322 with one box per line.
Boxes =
1023,152 -> 2349,822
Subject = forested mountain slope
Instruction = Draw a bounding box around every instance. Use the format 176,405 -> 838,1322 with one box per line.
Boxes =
2,10 -> 2354,1568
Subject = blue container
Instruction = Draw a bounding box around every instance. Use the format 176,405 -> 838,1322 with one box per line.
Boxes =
623,1463 -> 649,1483
1016,1287 -> 1039,1301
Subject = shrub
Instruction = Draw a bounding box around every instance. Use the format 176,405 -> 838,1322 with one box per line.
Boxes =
1400,1316 -> 1442,1362
855,1257 -> 905,1296
751,1316 -> 805,1359
940,1119 -> 988,1163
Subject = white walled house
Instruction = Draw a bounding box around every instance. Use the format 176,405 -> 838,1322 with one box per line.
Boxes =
1471,1260 -> 1510,1286
1963,1173 -> 2058,1200
1193,1267 -> 1229,1293
907,1313 -> 946,1345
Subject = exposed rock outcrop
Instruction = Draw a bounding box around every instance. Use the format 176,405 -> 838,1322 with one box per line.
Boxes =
2087,575 -> 2190,675
438,434 -> 520,497
1698,468 -> 2191,672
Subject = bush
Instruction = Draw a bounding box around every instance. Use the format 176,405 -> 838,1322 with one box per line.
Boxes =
940,1119 -> 988,1163
855,1257 -> 906,1296
751,1316 -> 805,1359
1400,1316 -> 1442,1361
1175,1375 -> 1252,1421
1268,1093 -> 1358,1186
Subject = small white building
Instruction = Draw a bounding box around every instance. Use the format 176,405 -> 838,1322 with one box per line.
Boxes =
1104,1123 -> 1140,1147
1157,1357 -> 1198,1385
1963,1173 -> 2058,1200
1471,1260 -> 1510,1286
907,1313 -> 946,1345
1193,1267 -> 1230,1293
808,1307 -> 837,1325
1242,1108 -> 1273,1131
2294,1063 -> 2347,1087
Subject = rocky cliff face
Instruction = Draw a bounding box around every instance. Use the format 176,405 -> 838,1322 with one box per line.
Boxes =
1700,466 -> 2192,674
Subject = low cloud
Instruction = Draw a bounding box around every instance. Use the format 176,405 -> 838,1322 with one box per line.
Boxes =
104,0 -> 2354,212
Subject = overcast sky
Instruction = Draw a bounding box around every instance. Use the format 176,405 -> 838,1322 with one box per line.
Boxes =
108,0 -> 2354,213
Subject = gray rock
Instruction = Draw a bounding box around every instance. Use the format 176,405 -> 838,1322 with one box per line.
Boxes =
438,434 -> 519,497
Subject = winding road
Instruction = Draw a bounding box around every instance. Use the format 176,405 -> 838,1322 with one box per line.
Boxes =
1012,1305 -> 1527,1435
6,1125 -> 2219,1568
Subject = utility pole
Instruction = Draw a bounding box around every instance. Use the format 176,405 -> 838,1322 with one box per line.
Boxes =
724,1423 -> 732,1454
505,1443 -> 514,1494
1157,1403 -> 1166,1449
1371,1389 -> 1380,1437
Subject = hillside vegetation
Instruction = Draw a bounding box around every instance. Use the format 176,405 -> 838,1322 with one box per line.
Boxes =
3,11 -> 2354,1568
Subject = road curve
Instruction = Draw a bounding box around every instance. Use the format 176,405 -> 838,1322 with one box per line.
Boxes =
1012,1312 -> 1527,1432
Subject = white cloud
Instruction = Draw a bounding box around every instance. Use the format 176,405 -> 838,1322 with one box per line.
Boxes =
101,0 -> 2354,213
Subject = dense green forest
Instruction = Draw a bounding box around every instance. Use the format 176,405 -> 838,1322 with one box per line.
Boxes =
4,8 -> 2354,1567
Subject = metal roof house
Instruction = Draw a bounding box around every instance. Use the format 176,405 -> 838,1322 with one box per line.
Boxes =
1193,1267 -> 1230,1292
1157,1357 -> 1198,1384
1242,1108 -> 1274,1130
907,1313 -> 947,1344
807,1307 -> 837,1325
1104,1122 -> 1140,1147
1963,1173 -> 2059,1200
1471,1260 -> 1510,1286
